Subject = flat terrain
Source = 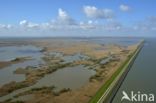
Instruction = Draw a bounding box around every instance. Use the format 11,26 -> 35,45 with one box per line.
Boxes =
0,38 -> 139,103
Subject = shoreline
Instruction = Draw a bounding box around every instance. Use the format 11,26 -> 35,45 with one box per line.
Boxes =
0,39 -> 140,103
0,57 -> 32,69
89,40 -> 144,103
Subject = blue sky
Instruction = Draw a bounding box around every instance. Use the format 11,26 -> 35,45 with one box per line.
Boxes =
0,0 -> 156,37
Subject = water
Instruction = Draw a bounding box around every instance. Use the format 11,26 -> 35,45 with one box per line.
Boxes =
0,45 -> 44,86
100,56 -> 113,64
0,65 -> 96,101
33,65 -> 95,90
62,53 -> 90,63
49,52 -> 90,63
79,37 -> 141,46
0,45 -> 43,61
112,38 -> 156,103
12,94 -> 34,102
0,37 -> 142,102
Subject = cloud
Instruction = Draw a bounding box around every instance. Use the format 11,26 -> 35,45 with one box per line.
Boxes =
120,4 -> 131,12
134,16 -> 156,31
79,20 -> 123,31
56,8 -> 76,25
19,20 -> 28,26
104,21 -> 122,31
19,20 -> 39,28
18,8 -> 77,31
2,8 -> 118,32
79,21 -> 96,29
36,8 -> 77,30
83,6 -> 114,19
0,24 -> 12,29
133,16 -> 156,31
1,7 -> 155,37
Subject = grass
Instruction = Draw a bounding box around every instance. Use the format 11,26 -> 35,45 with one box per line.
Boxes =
3,98 -> 24,103
13,86 -> 56,98
89,42 -> 143,103
11,100 -> 24,103
89,59 -> 129,103
30,86 -> 55,92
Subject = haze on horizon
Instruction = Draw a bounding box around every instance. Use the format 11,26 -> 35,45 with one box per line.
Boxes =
0,0 -> 156,37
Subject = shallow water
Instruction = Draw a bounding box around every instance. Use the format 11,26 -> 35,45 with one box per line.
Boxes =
0,45 -> 44,86
0,37 -> 142,102
62,53 -> 89,63
33,65 -> 96,90
100,56 -> 113,64
0,45 -> 43,61
79,37 -> 141,46
49,52 -> 90,63
0,65 -> 96,101
13,94 -> 34,102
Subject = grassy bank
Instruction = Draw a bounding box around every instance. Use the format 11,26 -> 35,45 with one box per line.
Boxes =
89,41 -> 144,103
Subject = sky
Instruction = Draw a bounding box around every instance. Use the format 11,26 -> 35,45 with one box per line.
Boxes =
0,0 -> 156,37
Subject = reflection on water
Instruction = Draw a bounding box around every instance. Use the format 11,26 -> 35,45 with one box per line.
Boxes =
0,65 -> 96,101
0,45 -> 44,86
13,94 -> 34,102
62,53 -> 89,63
33,65 -> 95,90
0,45 -> 43,61
112,38 -> 156,103
100,56 -> 113,64
0,37 -> 142,102
80,37 -> 140,46
49,52 -> 90,63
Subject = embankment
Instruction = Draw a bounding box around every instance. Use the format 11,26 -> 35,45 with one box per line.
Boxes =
89,40 -> 144,103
